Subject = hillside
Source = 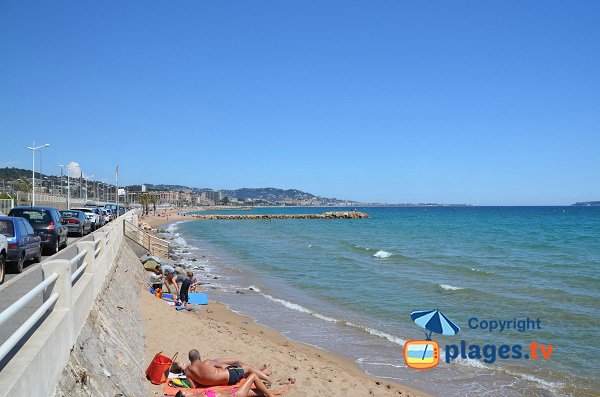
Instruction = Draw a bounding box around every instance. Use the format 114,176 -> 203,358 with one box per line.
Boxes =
2,168 -> 355,205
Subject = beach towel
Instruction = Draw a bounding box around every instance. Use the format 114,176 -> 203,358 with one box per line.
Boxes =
188,292 -> 208,305
163,377 -> 244,396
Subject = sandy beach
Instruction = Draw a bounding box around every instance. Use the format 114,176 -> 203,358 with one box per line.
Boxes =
140,210 -> 432,397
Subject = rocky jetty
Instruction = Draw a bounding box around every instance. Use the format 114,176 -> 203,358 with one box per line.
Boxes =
189,211 -> 369,220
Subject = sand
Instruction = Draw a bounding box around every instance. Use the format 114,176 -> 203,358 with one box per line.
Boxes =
140,210 -> 432,397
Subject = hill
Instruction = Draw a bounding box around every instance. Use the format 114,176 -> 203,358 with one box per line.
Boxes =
572,201 -> 600,206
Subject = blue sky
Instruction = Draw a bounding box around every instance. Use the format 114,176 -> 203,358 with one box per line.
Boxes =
1,1 -> 598,205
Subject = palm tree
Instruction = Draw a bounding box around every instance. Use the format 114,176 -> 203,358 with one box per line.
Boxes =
149,194 -> 158,215
139,193 -> 150,215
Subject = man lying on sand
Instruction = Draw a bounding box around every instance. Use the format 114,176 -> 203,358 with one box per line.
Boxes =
174,373 -> 292,397
175,349 -> 272,387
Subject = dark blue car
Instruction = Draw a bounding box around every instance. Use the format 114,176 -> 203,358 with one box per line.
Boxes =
0,216 -> 42,273
7,206 -> 68,255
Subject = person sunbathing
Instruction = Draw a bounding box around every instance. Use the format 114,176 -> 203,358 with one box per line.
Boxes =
178,350 -> 272,388
174,373 -> 291,397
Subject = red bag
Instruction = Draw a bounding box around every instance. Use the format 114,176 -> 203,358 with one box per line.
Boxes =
146,352 -> 178,384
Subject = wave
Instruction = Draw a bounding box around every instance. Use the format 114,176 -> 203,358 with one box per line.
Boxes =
439,284 -> 464,291
247,285 -> 261,292
344,322 -> 406,347
172,236 -> 188,246
354,245 -> 373,251
356,358 -> 405,369
373,250 -> 392,259
164,220 -> 186,234
261,293 -> 327,316
257,292 -> 409,346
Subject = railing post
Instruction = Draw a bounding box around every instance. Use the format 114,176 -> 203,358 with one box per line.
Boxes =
76,241 -> 98,293
42,259 -> 75,346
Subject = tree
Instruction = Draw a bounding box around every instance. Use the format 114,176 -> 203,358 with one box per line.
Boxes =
15,178 -> 31,193
139,193 -> 150,215
149,194 -> 158,215
220,196 -> 230,206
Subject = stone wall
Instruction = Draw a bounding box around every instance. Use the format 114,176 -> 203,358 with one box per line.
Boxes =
53,241 -> 149,397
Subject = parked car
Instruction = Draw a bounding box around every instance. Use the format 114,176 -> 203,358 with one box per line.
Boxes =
104,204 -> 118,217
104,204 -> 127,218
59,210 -> 93,236
0,233 -> 6,284
71,207 -> 101,230
102,209 -> 112,223
0,216 -> 43,273
92,207 -> 106,228
7,206 -> 68,255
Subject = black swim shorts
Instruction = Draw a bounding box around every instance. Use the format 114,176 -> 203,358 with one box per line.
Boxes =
227,366 -> 245,385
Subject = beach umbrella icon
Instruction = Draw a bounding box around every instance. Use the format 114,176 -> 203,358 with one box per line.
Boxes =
410,309 -> 460,339
410,309 -> 460,360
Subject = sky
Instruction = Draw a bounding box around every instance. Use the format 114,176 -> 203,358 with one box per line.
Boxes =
1,1 -> 599,205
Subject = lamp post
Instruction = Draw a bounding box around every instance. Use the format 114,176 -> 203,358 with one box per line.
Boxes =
27,142 -> 50,206
66,162 -> 79,209
59,164 -> 64,196
85,174 -> 94,202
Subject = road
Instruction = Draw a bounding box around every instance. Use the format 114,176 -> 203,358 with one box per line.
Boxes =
0,233 -> 95,366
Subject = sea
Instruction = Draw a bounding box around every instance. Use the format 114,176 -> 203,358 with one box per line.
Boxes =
159,206 -> 600,397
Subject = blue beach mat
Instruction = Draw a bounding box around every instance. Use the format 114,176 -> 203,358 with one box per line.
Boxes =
188,293 -> 208,305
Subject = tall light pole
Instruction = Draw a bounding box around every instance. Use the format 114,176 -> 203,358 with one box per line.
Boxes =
59,164 -> 64,196
66,162 -> 79,209
27,142 -> 50,206
85,174 -> 94,202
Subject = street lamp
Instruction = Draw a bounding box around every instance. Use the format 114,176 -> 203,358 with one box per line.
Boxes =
59,164 -> 64,196
85,174 -> 94,202
27,142 -> 50,206
66,162 -> 79,209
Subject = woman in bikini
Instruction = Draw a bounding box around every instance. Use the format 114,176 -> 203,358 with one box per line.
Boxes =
174,373 -> 292,397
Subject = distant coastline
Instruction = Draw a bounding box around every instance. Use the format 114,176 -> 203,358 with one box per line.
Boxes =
571,201 -> 600,206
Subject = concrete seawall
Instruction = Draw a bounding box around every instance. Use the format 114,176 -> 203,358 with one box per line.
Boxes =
53,241 -> 149,397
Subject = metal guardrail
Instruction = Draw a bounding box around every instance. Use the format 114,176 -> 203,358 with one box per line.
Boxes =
123,219 -> 170,258
0,210 -> 138,397
0,273 -> 59,361
69,251 -> 87,284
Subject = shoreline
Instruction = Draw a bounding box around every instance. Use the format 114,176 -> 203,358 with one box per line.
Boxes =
140,209 -> 433,397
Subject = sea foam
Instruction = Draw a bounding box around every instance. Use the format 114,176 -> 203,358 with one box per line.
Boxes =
373,250 -> 392,259
260,293 -> 338,323
439,284 -> 464,291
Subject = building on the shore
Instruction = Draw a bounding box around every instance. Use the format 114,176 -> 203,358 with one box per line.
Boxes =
197,189 -> 224,205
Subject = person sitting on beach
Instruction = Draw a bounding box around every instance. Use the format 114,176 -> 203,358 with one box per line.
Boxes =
173,373 -> 291,397
164,271 -> 180,295
149,268 -> 164,290
179,349 -> 272,388
188,271 -> 199,292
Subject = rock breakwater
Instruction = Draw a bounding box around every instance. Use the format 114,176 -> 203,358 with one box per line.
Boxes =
188,211 -> 369,220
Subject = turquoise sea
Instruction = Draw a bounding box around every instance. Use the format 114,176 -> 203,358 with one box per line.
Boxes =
162,207 -> 600,396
